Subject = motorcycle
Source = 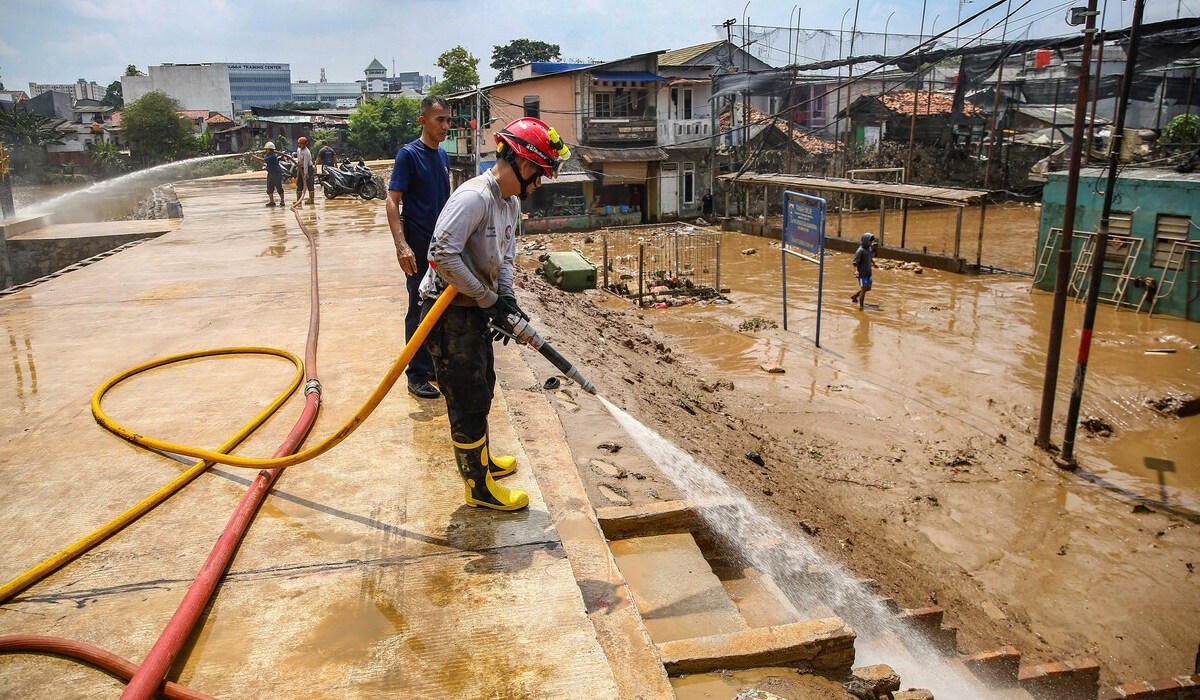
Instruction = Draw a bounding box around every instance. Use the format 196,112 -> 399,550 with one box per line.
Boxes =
321,158 -> 379,200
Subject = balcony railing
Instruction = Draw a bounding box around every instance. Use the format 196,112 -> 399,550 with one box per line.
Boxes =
582,117 -> 657,146
658,118 -> 712,147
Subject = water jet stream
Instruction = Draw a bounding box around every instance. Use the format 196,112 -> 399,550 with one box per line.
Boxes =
598,395 -> 1001,698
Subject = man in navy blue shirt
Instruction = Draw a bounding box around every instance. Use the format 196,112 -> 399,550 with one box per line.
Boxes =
251,141 -> 293,207
386,96 -> 452,399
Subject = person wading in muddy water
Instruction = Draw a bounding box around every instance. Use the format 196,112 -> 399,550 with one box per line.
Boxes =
850,231 -> 878,309
417,116 -> 569,512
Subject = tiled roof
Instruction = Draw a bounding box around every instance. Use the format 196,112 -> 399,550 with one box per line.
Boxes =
206,113 -> 233,124
874,90 -> 981,116
720,105 -> 841,155
659,40 -> 726,67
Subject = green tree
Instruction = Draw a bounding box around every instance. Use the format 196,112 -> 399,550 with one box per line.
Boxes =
87,140 -> 131,175
0,109 -> 68,173
309,127 -> 339,149
430,46 -> 479,96
348,96 -> 422,158
124,64 -> 144,77
120,91 -> 194,164
1163,113 -> 1200,154
100,80 -> 124,109
491,39 -> 562,82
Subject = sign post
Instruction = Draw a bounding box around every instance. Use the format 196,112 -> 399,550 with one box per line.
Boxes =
781,191 -> 827,347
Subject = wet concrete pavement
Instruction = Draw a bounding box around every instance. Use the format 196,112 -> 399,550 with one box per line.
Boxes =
0,179 -> 650,698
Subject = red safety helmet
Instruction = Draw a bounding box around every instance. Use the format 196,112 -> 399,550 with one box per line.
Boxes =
297,136 -> 308,146
495,117 -> 570,178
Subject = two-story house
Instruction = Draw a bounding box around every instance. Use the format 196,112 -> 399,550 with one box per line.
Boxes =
654,40 -> 777,221
487,52 -> 668,227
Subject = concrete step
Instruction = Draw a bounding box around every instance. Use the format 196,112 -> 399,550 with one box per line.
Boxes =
715,566 -> 805,629
609,532 -> 748,644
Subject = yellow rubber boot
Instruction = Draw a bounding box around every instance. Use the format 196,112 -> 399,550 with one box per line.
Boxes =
487,434 -> 517,478
453,435 -> 528,511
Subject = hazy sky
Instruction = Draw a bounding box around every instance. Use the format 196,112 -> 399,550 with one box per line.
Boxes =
0,0 -> 1190,93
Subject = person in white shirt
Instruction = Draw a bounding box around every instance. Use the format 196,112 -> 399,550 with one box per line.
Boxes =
293,136 -> 314,205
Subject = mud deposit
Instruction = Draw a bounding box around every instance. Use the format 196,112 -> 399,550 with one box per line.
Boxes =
510,226 -> 1199,687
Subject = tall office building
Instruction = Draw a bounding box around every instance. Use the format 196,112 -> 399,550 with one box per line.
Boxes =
221,63 -> 292,111
123,63 -> 292,115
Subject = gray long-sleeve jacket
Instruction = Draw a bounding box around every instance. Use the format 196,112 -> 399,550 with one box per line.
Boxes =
418,169 -> 519,308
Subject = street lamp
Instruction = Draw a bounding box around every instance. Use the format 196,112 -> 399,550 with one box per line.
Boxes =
884,11 -> 896,57
957,0 -> 972,48
789,5 -> 800,64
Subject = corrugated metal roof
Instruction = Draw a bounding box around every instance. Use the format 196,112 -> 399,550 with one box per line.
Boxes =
591,71 -> 664,82
659,40 -> 726,67
718,172 -> 989,206
574,146 -> 667,163
1015,105 -> 1110,126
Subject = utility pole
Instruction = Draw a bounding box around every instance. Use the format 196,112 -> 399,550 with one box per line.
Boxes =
843,0 -> 862,176
1061,0 -> 1146,464
1036,0 -> 1098,451
977,0 -> 1013,267
900,0 -> 929,248
1085,0 -> 1109,164
474,85 -> 482,176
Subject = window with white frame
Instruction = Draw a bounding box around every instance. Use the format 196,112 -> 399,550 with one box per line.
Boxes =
683,89 -> 693,119
594,93 -> 612,117
1152,214 -> 1191,268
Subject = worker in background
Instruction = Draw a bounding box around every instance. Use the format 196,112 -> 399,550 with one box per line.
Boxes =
386,96 -> 452,400
316,141 -> 337,179
250,142 -> 292,207
418,117 -> 569,511
293,136 -> 314,206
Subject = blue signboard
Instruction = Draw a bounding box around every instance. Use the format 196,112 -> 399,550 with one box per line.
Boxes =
781,191 -> 827,347
783,192 -> 825,257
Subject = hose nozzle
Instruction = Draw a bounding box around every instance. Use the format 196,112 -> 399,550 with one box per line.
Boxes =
490,315 -> 596,394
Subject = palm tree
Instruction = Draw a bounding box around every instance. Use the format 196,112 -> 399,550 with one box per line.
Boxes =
0,110 -> 69,174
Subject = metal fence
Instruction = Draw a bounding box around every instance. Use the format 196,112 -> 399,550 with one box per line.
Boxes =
601,224 -> 722,306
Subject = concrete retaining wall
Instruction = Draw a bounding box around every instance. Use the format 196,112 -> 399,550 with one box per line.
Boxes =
721,219 -> 969,273
1,187 -> 180,289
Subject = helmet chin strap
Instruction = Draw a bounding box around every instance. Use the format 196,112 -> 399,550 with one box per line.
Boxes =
504,148 -> 541,200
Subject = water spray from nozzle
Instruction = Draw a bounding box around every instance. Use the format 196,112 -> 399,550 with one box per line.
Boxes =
489,314 -> 596,394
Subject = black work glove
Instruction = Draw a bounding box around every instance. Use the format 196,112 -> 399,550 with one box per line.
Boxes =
501,294 -> 529,321
487,295 -> 524,344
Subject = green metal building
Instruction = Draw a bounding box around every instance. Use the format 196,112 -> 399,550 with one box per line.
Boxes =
1035,168 -> 1200,321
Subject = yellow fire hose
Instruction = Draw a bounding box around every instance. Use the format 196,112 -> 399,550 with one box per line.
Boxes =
91,286 -> 457,469
0,286 -> 458,605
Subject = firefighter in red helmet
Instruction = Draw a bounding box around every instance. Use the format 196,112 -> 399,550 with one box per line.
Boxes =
416,117 -> 569,511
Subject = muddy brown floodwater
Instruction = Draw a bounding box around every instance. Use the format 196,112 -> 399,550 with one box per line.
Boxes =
513,220 -> 1199,688
774,202 -> 1042,274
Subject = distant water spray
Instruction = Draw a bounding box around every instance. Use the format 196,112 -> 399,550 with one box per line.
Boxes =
597,395 -> 1001,698
23,153 -> 245,216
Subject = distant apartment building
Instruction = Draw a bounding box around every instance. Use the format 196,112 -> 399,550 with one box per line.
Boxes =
291,68 -> 362,107
362,59 -> 435,97
122,62 -> 291,115
28,79 -> 102,101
